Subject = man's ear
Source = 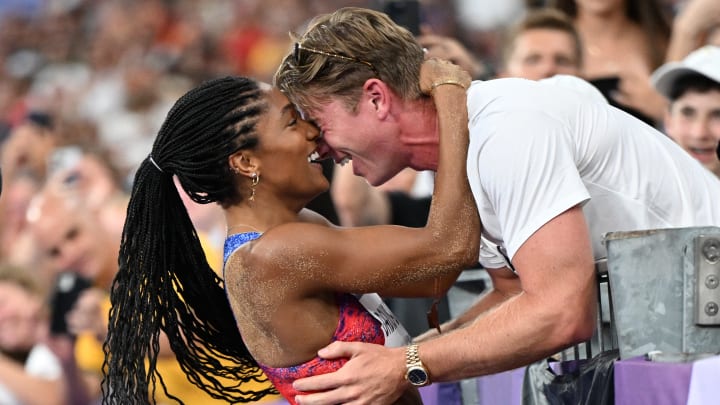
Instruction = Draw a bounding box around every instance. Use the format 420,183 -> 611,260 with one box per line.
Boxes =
228,152 -> 259,178
363,78 -> 390,119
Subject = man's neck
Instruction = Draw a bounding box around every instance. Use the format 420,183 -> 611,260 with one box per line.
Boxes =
398,97 -> 441,171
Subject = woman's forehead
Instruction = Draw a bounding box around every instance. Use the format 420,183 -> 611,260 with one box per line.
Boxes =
264,87 -> 300,121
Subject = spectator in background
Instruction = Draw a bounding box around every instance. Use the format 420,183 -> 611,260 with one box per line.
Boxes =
551,0 -> 672,126
0,112 -> 56,189
417,8 -> 584,82
651,45 -> 720,178
0,264 -> 63,405
666,0 -> 720,61
499,7 -> 582,80
0,170 -> 42,269
23,186 -> 121,403
26,186 -> 120,291
25,177 -> 265,404
0,113 -> 107,271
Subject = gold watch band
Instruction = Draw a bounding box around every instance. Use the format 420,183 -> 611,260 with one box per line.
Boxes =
404,344 -> 430,386
406,343 -> 421,365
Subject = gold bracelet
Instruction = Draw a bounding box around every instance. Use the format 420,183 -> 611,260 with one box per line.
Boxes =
430,79 -> 467,93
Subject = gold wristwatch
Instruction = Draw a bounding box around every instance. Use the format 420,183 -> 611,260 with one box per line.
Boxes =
404,344 -> 430,387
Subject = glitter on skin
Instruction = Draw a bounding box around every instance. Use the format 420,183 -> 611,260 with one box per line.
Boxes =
219,63 -> 479,404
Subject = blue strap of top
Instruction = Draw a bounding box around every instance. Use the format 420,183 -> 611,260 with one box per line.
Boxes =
223,232 -> 262,264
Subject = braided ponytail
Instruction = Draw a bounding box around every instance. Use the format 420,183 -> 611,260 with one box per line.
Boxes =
103,77 -> 276,404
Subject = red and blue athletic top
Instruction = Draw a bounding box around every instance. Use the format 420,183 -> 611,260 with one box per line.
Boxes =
223,232 -> 407,404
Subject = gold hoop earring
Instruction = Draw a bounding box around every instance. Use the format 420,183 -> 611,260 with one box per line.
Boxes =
249,172 -> 260,202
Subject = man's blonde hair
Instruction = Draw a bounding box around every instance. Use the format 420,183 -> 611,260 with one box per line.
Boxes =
274,7 -> 424,116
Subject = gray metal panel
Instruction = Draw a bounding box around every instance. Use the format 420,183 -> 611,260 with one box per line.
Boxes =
694,236 -> 720,325
604,227 -> 720,359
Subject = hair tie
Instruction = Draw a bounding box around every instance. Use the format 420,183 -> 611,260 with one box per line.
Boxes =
148,156 -> 164,173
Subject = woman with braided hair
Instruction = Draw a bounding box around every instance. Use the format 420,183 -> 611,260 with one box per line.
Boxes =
102,58 -> 478,405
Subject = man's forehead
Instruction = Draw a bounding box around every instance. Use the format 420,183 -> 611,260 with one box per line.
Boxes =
298,100 -> 344,123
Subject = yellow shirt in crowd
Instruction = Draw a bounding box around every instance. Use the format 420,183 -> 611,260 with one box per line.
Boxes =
75,233 -> 280,403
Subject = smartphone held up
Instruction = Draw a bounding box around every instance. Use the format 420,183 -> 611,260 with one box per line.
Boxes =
384,0 -> 421,36
49,271 -> 92,336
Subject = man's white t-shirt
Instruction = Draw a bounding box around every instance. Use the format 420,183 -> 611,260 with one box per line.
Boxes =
465,76 -> 720,269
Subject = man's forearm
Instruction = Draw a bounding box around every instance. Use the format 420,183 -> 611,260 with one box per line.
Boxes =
419,291 -> 593,381
414,287 -> 512,342
447,287 -> 516,330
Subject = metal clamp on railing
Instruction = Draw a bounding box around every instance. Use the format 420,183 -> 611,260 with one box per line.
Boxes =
695,235 -> 720,326
603,227 -> 720,359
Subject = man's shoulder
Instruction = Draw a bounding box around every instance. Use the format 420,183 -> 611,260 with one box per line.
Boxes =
469,77 -> 534,92
539,75 -> 608,104
467,78 -> 558,125
467,75 -> 609,127
466,78 -> 532,116
470,75 -> 604,101
468,77 -> 554,109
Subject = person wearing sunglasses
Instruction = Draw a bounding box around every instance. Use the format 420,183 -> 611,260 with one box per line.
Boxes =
273,7 -> 720,405
102,57 -> 477,405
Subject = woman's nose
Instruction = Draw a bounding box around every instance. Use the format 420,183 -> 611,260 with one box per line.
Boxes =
307,124 -> 322,141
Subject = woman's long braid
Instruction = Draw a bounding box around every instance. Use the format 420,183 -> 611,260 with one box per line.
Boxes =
102,77 -> 276,404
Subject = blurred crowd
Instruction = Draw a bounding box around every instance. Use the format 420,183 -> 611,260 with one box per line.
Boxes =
0,0 -> 718,404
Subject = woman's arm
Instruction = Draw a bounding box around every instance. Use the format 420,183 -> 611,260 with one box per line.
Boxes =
253,59 -> 479,296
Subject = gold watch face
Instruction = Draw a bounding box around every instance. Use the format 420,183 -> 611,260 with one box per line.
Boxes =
407,366 -> 429,386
